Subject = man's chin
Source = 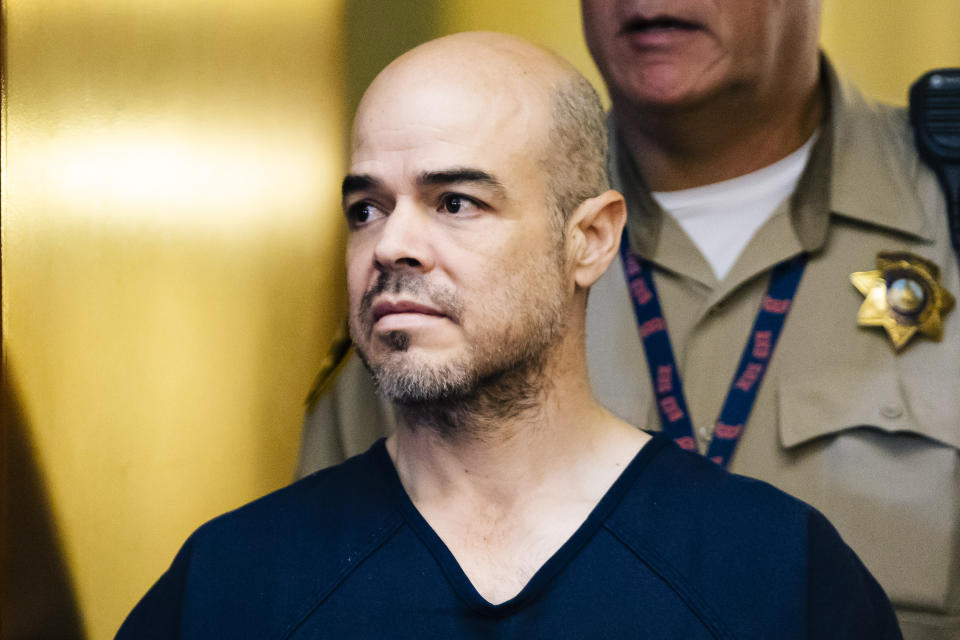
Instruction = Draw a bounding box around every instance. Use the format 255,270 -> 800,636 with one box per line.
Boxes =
376,329 -> 411,352
370,364 -> 474,405
354,345 -> 472,403
613,61 -> 725,111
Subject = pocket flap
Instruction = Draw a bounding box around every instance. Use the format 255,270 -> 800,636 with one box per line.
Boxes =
778,365 -> 960,451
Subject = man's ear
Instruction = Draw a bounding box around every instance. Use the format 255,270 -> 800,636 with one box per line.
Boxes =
567,190 -> 626,289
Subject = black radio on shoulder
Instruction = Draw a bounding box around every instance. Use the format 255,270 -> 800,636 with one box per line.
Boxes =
910,68 -> 960,261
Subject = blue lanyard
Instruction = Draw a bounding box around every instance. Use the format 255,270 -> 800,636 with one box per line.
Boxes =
619,235 -> 808,468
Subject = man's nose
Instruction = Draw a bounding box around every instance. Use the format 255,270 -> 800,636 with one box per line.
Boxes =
372,199 -> 435,272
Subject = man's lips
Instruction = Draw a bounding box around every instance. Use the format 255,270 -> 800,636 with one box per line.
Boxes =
621,14 -> 703,36
371,299 -> 449,324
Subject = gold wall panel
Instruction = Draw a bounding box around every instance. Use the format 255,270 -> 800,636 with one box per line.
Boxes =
2,0 -> 345,637
437,1 -> 605,99
821,0 -> 960,104
2,1 -> 958,638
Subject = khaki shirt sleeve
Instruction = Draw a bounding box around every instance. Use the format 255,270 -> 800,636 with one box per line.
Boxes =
295,353 -> 396,477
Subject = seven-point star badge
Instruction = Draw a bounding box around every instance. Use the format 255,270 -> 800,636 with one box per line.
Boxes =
850,252 -> 955,350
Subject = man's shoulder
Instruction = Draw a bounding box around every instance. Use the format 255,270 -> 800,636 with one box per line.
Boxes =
838,79 -> 914,158
607,437 -> 825,565
118,443 -> 405,638
179,444 -> 403,624
609,440 -> 898,636
606,438 -> 855,634
193,441 -> 400,558
829,63 -> 931,190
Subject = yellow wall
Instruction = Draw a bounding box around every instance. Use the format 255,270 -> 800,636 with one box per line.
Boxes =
436,1 -> 604,97
1,1 -> 958,638
2,1 -> 346,637
821,0 -> 960,104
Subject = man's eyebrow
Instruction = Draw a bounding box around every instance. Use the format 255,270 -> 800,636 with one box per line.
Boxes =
419,169 -> 505,194
341,169 -> 506,198
341,174 -> 380,198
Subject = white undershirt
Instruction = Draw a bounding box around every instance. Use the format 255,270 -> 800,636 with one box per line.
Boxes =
651,133 -> 818,281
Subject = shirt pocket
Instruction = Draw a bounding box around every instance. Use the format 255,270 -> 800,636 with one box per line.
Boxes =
776,365 -> 960,616
779,363 -> 960,451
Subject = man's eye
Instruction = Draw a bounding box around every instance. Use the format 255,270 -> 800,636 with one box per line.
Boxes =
346,202 -> 383,226
439,194 -> 476,214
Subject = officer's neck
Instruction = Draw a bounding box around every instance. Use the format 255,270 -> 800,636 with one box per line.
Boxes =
614,74 -> 825,192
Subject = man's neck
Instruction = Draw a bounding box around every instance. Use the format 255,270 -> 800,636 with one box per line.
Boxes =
614,74 -> 825,192
384,341 -> 649,604
387,356 -> 634,509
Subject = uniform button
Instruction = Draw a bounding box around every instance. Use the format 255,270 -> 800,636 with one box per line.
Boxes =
698,426 -> 711,440
880,403 -> 903,419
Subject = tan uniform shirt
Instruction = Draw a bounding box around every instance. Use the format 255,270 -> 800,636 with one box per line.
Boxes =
298,61 -> 960,639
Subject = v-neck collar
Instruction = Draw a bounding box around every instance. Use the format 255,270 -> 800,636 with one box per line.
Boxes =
369,434 -> 669,617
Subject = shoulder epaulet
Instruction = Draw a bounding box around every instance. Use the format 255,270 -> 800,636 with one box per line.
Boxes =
305,320 -> 354,411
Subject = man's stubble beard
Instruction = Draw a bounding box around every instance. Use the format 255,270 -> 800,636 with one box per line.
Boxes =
352,246 -> 569,441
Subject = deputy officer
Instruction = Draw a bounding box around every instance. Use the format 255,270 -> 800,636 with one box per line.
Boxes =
297,2 -> 959,637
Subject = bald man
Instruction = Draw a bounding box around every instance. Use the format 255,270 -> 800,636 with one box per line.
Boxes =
301,5 -> 959,637
117,33 -> 900,637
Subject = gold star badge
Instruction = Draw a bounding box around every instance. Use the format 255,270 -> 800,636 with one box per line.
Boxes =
850,252 -> 955,350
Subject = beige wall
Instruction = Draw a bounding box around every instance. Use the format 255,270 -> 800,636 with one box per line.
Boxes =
2,1 -> 958,638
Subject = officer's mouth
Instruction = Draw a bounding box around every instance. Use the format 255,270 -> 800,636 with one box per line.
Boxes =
621,15 -> 704,43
